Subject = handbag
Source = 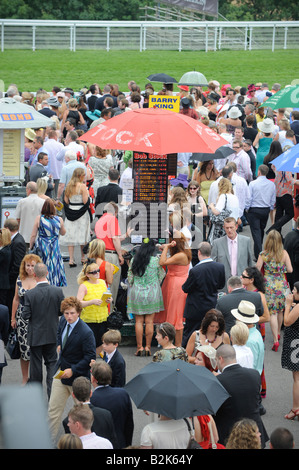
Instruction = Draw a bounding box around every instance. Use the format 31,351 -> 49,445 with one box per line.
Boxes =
107,308 -> 125,330
184,418 -> 202,449
5,329 -> 21,360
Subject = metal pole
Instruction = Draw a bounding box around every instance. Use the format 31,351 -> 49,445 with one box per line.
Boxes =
106,26 -> 110,52
249,26 -> 253,51
284,26 -> 288,50
73,24 -> 76,52
179,27 -> 182,52
140,25 -> 143,52
70,26 -> 73,51
218,26 -> 222,50
32,25 -> 36,51
205,24 -> 208,53
1,22 -> 4,52
143,25 -> 146,51
244,25 -> 248,51
272,24 -> 276,52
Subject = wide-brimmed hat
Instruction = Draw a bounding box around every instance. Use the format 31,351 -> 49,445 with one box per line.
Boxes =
227,106 -> 242,119
195,344 -> 217,369
62,87 -> 74,95
25,128 -> 36,141
178,85 -> 189,92
86,109 -> 102,121
231,300 -> 259,324
47,96 -> 60,107
257,118 -> 275,133
247,84 -> 256,92
169,173 -> 189,188
207,92 -> 220,103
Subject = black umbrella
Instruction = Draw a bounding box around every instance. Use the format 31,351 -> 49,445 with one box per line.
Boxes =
124,359 -> 230,420
191,145 -> 235,163
147,73 -> 178,84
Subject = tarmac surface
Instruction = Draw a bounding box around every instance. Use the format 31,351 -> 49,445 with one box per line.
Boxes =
1,219 -> 299,450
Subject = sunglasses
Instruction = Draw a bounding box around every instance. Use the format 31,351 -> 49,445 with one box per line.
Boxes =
241,274 -> 251,279
189,187 -> 198,190
88,269 -> 100,275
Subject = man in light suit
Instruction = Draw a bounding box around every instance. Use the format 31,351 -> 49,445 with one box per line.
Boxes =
22,263 -> 64,399
214,344 -> 269,448
90,361 -> 134,449
48,296 -> 96,441
211,217 -> 253,291
182,241 -> 226,347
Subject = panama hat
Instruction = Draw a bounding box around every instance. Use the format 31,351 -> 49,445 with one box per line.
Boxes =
227,106 -> 242,119
231,300 -> 259,324
25,128 -> 36,141
257,118 -> 275,133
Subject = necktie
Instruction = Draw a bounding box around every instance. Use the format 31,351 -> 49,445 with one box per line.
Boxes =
62,323 -> 71,349
230,239 -> 237,276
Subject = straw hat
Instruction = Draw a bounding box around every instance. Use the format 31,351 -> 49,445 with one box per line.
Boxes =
257,118 -> 275,134
25,128 -> 36,141
231,300 -> 259,324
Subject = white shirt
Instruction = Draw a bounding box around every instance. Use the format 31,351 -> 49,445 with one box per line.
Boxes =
56,141 -> 85,161
233,344 -> 254,369
80,432 -> 113,449
227,149 -> 253,182
43,138 -> 65,179
215,193 -> 240,221
140,419 -> 190,449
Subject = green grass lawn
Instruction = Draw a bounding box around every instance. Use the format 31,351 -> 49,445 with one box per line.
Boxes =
0,49 -> 298,93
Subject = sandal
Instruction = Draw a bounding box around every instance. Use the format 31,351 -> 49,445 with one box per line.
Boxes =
144,348 -> 151,357
284,409 -> 299,420
134,348 -> 144,357
69,262 -> 77,268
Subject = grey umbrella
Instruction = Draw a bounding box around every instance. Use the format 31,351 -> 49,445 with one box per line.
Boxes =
191,145 -> 235,163
0,97 -> 55,129
147,73 -> 178,84
125,359 -> 230,420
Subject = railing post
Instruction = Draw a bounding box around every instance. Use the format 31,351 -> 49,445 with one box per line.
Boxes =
1,22 -> 4,52
272,24 -> 276,52
106,26 -> 110,51
143,25 -> 146,50
32,25 -> 36,51
249,26 -> 253,51
284,26 -> 288,49
73,23 -> 76,52
205,24 -> 208,52
218,26 -> 222,50
140,24 -> 143,52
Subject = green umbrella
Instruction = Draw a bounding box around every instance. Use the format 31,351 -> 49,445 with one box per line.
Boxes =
260,85 -> 299,110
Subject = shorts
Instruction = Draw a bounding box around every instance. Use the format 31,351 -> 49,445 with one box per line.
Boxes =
86,321 -> 108,347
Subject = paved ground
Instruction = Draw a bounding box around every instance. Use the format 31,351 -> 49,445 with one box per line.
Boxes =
2,219 -> 299,449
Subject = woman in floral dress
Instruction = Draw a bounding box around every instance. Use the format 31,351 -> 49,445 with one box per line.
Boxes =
256,230 -> 293,352
127,239 -> 165,357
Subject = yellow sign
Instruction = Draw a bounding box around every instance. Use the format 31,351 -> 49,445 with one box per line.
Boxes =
3,129 -> 21,176
149,95 -> 180,112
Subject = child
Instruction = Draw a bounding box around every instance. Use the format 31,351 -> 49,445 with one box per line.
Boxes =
102,329 -> 126,387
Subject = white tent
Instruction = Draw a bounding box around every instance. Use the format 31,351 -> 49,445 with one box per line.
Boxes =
0,97 -> 54,129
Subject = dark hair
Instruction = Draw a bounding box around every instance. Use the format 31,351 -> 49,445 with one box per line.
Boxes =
41,198 -> 56,218
37,152 -> 47,162
263,140 -> 283,164
156,322 -> 176,343
244,266 -> 266,293
131,239 -> 157,277
201,309 -> 225,336
270,427 -> 294,449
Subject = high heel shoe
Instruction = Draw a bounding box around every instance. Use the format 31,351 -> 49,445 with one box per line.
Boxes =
144,348 -> 151,357
134,348 -> 144,357
284,409 -> 299,420
272,341 -> 279,352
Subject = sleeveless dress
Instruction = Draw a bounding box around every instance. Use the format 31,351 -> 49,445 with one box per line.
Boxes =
256,137 -> 273,168
260,252 -> 289,315
15,277 -> 30,361
127,256 -> 165,316
80,280 -> 109,324
281,316 -> 299,372
154,264 -> 189,331
59,192 -> 90,246
36,215 -> 67,287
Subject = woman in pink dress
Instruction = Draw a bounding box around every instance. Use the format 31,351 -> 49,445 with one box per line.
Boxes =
155,233 -> 192,347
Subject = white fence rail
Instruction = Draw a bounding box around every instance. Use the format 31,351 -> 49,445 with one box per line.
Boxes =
1,20 -> 299,52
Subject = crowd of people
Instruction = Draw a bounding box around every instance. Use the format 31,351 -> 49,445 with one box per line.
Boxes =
0,78 -> 299,449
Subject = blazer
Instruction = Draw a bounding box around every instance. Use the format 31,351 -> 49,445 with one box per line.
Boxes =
0,245 -> 12,290
90,385 -> 134,449
182,259 -> 225,322
214,363 -> 269,448
216,288 -> 264,334
211,234 -> 253,289
55,316 -> 96,386
29,163 -> 54,196
95,183 -> 123,209
62,403 -> 119,448
22,282 -> 64,347
105,348 -> 126,388
8,232 -> 26,288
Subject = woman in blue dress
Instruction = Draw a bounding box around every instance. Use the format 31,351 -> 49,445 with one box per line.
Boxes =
253,118 -> 275,168
30,199 -> 67,287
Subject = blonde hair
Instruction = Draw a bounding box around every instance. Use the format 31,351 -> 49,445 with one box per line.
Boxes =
0,228 -> 11,247
37,177 -> 48,195
226,419 -> 261,449
230,321 -> 249,346
77,261 -> 99,285
87,239 -> 106,260
263,230 -> 284,263
218,178 -> 233,196
65,167 -> 85,199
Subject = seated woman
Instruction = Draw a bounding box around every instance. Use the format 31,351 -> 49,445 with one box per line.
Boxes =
152,322 -> 188,363
186,309 -> 230,364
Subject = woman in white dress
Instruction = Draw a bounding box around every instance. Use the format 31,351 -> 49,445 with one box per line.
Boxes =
59,167 -> 91,267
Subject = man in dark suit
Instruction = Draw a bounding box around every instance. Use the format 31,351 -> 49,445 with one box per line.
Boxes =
90,361 -> 134,449
182,242 -> 226,347
94,85 -> 117,111
29,152 -> 54,197
95,168 -> 123,211
62,376 -> 118,448
22,263 -> 64,399
216,276 -> 266,334
3,218 -> 26,318
48,296 -> 96,441
214,344 -> 269,448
